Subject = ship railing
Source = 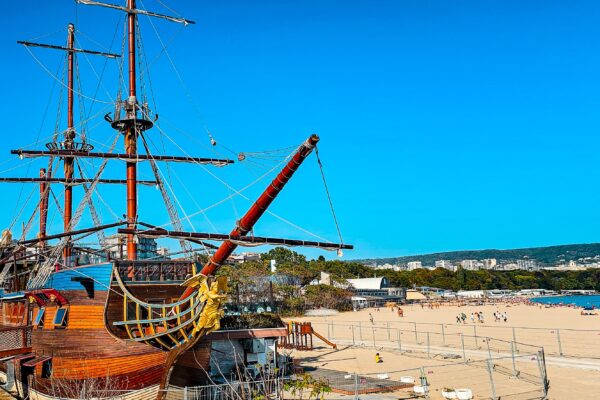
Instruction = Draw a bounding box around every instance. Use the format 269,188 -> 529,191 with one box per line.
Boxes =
113,260 -> 196,283
111,264 -> 207,351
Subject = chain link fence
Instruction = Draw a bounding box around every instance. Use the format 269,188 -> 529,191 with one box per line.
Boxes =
312,319 -> 600,359
153,320 -> 551,400
156,357 -> 548,400
302,321 -> 550,399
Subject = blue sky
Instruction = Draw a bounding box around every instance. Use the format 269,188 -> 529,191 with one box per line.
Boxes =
1,1 -> 599,260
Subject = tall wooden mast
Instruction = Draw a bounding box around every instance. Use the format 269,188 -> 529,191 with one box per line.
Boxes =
39,168 -> 48,246
125,0 -> 138,260
71,0 -> 197,261
17,24 -> 122,263
64,23 -> 75,265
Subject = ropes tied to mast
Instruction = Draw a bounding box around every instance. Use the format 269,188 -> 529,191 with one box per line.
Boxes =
75,160 -> 106,247
139,132 -> 194,257
315,146 -> 345,254
22,45 -> 115,105
50,187 -> 64,216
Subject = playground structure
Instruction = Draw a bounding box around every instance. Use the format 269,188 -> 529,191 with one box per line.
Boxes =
281,321 -> 337,350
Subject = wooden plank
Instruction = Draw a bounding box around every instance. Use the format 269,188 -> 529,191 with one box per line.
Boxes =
22,356 -> 52,367
0,347 -> 32,358
51,352 -> 167,379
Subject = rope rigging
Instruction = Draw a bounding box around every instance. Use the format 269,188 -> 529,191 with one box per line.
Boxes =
23,45 -> 115,105
1,3 -> 351,296
75,160 -> 106,247
315,146 -> 345,254
139,132 -> 194,256
7,49 -> 66,231
154,127 -> 331,243
49,187 -> 64,216
27,134 -> 120,290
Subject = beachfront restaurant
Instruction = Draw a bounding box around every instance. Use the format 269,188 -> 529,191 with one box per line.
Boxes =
346,277 -> 405,307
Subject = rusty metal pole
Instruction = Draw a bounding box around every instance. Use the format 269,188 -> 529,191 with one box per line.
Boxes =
63,23 -> 75,266
125,0 -> 138,260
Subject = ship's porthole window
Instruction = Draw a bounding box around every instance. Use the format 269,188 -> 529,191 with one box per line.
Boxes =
33,307 -> 46,328
53,307 -> 69,328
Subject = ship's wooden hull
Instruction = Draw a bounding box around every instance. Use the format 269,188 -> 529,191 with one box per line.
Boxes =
0,264 -> 211,399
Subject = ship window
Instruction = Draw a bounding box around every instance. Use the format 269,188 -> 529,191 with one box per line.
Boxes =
34,307 -> 46,327
53,307 -> 68,328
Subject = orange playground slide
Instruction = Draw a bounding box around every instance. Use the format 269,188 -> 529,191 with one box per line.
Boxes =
311,328 -> 337,349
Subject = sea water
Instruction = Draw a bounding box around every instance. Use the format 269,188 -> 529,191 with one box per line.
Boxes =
531,295 -> 600,308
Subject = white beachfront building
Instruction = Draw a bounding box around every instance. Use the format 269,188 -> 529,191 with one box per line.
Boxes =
346,277 -> 405,308
456,290 -> 485,299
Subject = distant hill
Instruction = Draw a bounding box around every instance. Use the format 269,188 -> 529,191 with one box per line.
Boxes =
353,243 -> 600,266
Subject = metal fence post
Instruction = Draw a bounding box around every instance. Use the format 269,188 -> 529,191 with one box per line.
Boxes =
359,321 -> 362,341
331,321 -> 334,339
510,341 -> 518,376
473,325 -> 478,348
352,324 -> 355,345
372,327 -> 376,347
354,373 -> 359,400
183,387 -> 188,400
427,332 -> 431,358
414,322 -> 418,344
486,338 -> 492,360
441,324 -> 446,346
397,328 -> 402,351
387,322 -> 390,341
486,359 -> 498,400
461,334 -> 467,364
537,349 -> 549,397
556,329 -> 564,356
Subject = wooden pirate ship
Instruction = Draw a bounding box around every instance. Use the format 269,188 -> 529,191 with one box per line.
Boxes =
0,1 -> 351,399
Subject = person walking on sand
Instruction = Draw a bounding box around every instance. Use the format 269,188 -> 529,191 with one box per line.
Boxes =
369,313 -> 374,325
456,315 -> 462,324
470,313 -> 475,323
375,353 -> 382,363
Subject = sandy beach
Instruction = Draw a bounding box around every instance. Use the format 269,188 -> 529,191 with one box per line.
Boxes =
305,302 -> 600,329
291,344 -> 599,399
288,303 -> 600,399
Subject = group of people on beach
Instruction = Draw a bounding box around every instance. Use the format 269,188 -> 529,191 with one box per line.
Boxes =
493,310 -> 508,322
455,310 -> 508,324
455,312 -> 485,323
